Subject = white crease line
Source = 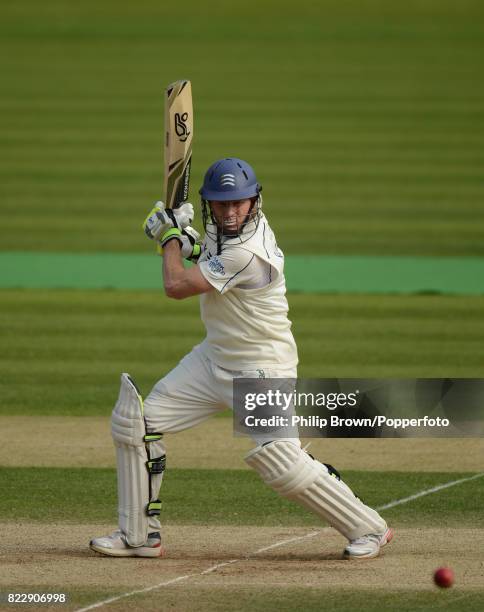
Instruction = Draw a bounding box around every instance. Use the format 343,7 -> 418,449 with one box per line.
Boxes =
76,575 -> 191,611
376,472 -> 484,511
252,530 -> 323,554
200,559 -> 239,574
76,471 -> 484,612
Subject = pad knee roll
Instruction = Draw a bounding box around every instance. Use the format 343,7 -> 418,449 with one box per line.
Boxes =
111,374 -> 146,447
245,440 -> 386,540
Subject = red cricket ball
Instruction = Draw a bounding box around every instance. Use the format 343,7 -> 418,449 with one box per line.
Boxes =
434,567 -> 454,588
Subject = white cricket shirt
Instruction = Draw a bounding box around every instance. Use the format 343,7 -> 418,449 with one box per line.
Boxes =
197,213 -> 298,370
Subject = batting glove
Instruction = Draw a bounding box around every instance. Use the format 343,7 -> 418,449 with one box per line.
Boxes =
143,201 -> 194,241
157,226 -> 202,262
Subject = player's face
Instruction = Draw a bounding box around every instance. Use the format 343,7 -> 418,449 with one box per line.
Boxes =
209,198 -> 253,235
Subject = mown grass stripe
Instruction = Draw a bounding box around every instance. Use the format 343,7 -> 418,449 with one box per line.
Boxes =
2,252 -> 484,294
2,289 -> 483,417
2,468 -> 482,526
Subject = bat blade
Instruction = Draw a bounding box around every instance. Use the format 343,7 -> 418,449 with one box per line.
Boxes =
164,79 -> 193,209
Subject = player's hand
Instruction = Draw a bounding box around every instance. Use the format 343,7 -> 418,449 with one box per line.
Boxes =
181,226 -> 202,262
157,226 -> 202,261
143,201 -> 194,241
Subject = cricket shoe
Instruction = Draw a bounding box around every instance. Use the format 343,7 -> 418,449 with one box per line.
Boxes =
343,527 -> 394,560
90,530 -> 163,558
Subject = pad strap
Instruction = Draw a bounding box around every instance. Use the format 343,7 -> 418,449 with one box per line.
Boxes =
146,455 -> 166,475
147,500 -> 162,516
144,433 -> 163,442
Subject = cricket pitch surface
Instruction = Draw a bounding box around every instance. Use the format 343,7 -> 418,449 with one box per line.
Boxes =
1,418 -> 483,611
1,523 -> 483,612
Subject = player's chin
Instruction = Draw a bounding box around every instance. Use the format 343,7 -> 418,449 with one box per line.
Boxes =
222,223 -> 239,235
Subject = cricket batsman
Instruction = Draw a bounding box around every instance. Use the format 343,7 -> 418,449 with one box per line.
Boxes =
90,158 -> 393,560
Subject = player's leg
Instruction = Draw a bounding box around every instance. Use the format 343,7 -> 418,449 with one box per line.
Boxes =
245,440 -> 392,559
90,345 -> 224,557
89,372 -> 164,557
142,346 -> 225,534
215,363 -> 392,560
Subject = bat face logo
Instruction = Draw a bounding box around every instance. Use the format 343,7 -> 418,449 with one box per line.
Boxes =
175,112 -> 190,142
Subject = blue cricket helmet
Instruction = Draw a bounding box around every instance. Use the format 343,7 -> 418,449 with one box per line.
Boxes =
199,158 -> 262,201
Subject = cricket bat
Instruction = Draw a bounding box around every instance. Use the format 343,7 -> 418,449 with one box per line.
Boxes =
163,79 -> 193,209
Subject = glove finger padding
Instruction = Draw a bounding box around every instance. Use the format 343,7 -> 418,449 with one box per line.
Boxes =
182,226 -> 202,262
143,201 -> 194,241
143,201 -> 176,241
183,225 -> 200,244
173,202 -> 194,229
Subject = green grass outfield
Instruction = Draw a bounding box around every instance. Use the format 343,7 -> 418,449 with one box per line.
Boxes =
5,587 -> 482,612
1,1 -> 483,256
1,288 -> 484,416
81,587 -> 484,612
2,468 -> 483,527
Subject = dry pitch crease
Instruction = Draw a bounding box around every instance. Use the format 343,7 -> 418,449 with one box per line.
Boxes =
1,524 -> 483,612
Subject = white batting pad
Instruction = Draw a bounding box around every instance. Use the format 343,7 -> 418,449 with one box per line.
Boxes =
245,440 -> 386,540
111,373 -> 149,547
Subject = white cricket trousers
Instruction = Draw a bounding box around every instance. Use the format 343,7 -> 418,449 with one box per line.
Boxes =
143,343 -> 299,531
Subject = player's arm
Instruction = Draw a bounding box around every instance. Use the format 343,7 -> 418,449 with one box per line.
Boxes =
162,240 -> 213,299
142,199 -> 210,299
